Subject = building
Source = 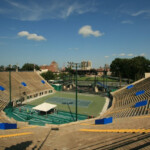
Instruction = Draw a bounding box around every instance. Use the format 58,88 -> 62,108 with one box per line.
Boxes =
97,64 -> 111,76
40,61 -> 59,73
81,61 -> 92,70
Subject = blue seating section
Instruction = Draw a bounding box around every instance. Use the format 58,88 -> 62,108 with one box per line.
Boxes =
21,82 -> 27,87
0,123 -> 17,130
135,100 -> 148,108
135,90 -> 145,96
41,80 -> 45,84
0,86 -> 5,91
95,117 -> 113,125
97,82 -> 107,88
126,85 -> 134,89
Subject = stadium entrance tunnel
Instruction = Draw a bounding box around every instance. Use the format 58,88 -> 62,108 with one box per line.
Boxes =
4,105 -> 88,126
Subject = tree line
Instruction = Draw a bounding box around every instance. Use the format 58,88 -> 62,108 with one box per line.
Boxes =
110,56 -> 150,81
0,63 -> 40,71
0,63 -> 66,81
1,56 -> 150,81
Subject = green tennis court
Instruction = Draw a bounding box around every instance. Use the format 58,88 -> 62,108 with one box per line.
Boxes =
46,97 -> 91,107
27,92 -> 106,117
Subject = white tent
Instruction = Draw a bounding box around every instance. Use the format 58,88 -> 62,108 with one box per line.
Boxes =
33,102 -> 57,112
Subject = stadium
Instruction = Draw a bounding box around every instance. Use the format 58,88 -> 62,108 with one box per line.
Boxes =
0,71 -> 150,150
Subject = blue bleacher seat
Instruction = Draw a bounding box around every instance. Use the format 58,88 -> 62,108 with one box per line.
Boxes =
95,117 -> 113,125
135,90 -> 145,96
0,123 -> 17,130
0,86 -> 5,91
97,82 -> 107,88
21,82 -> 27,87
135,100 -> 148,108
126,85 -> 134,89
41,80 -> 45,84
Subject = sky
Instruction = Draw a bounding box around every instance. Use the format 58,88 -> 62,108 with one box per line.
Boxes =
0,0 -> 150,68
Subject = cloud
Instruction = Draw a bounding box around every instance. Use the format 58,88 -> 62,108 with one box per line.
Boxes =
140,53 -> 145,56
121,20 -> 133,24
78,25 -> 104,37
131,10 -> 150,17
2,0 -> 97,21
119,53 -> 126,56
18,31 -> 46,41
110,53 -> 146,58
128,53 -> 134,57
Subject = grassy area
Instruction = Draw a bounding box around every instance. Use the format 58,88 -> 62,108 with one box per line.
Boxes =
27,92 -> 106,117
77,76 -> 117,82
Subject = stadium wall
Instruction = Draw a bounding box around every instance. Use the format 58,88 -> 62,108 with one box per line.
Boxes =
145,73 -> 150,78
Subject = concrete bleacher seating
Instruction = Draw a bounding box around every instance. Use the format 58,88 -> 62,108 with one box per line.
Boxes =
0,72 -> 54,111
0,75 -> 150,149
103,77 -> 150,119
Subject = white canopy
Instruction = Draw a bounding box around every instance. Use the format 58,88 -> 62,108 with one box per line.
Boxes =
32,102 -> 57,112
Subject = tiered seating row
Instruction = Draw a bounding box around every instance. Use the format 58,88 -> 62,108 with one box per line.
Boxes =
0,72 -> 54,111
104,77 -> 150,118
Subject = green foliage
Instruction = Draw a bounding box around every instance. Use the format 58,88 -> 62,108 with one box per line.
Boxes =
65,67 -> 74,75
77,76 -> 116,82
5,64 -> 19,71
0,65 -> 5,71
21,63 -> 40,71
110,56 -> 150,81
41,71 -> 56,81
58,72 -> 67,79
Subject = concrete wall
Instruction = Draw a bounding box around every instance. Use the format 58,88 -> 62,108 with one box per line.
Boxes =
145,73 -> 150,78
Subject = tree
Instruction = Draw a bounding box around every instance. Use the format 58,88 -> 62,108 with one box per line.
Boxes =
131,56 -> 150,80
0,65 -> 5,71
21,63 -> 40,71
58,72 -> 67,79
5,64 -> 16,71
41,71 -> 56,81
65,67 -> 74,75
110,56 -> 150,81
110,58 -> 123,77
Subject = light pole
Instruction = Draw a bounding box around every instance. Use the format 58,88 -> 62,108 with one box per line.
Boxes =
68,62 -> 81,121
9,71 -> 12,106
116,67 -> 121,88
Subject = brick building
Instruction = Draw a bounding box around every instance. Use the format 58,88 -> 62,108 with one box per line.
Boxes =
40,61 -> 59,73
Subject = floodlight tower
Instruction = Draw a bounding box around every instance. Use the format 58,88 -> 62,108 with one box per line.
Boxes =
104,65 -> 108,91
67,62 -> 81,121
116,67 -> 121,87
9,71 -> 12,107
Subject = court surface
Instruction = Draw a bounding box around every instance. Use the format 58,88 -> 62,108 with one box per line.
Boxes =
46,97 -> 91,107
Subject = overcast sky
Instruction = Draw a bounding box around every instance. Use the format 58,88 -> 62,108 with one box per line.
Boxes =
0,0 -> 150,68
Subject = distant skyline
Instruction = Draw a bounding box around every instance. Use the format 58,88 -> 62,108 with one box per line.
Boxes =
0,0 -> 150,68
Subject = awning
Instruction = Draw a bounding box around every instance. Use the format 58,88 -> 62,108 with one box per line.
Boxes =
32,102 -> 57,112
